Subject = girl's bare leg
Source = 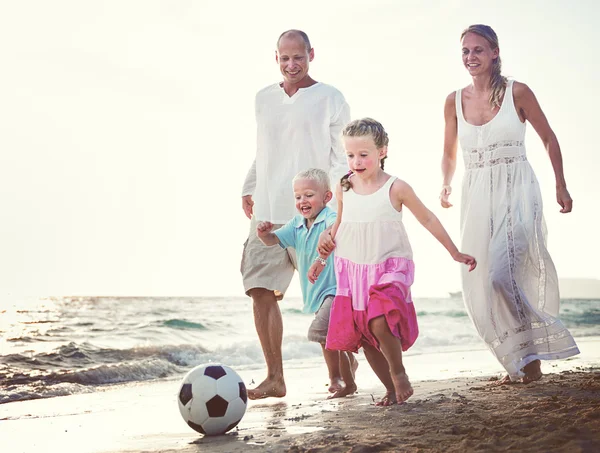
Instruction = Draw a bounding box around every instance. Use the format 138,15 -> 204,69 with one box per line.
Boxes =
369,316 -> 413,403
362,342 -> 396,406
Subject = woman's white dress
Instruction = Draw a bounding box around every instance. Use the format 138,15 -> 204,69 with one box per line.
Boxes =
456,80 -> 579,379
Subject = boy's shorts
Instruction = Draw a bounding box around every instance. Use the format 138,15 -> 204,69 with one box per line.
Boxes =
240,217 -> 297,300
307,295 -> 335,343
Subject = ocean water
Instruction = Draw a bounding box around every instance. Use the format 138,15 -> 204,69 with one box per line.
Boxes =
1,295 -> 598,405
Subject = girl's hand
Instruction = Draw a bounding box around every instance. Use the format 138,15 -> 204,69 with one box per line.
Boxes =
440,185 -> 453,208
307,261 -> 325,284
256,221 -> 274,237
556,186 -> 573,213
453,252 -> 477,272
317,229 -> 336,256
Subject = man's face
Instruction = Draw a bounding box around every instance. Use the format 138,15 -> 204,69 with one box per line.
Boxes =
276,35 -> 313,85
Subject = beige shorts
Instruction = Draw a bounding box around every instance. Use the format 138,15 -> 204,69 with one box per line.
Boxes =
307,295 -> 335,344
240,217 -> 297,300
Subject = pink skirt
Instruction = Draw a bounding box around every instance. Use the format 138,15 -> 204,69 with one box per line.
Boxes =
325,282 -> 419,353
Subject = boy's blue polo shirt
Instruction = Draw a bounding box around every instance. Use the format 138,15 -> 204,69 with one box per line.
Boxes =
274,206 -> 337,314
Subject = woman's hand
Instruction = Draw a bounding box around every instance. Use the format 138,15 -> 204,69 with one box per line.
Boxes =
556,186 -> 573,213
440,185 -> 453,208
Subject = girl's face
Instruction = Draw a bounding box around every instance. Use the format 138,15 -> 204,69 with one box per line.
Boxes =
344,135 -> 386,178
461,32 -> 499,77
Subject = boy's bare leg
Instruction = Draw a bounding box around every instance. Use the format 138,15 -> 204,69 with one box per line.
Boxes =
248,288 -> 286,400
362,342 -> 396,406
328,351 -> 357,399
321,344 -> 344,393
369,316 -> 413,404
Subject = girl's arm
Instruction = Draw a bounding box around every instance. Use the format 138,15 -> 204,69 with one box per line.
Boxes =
514,82 -> 572,213
392,180 -> 476,271
440,92 -> 458,208
308,185 -> 343,284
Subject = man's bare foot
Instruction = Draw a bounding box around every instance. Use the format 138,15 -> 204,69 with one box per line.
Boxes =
328,377 -> 344,394
522,360 -> 542,384
247,378 -> 286,400
391,372 -> 413,403
328,381 -> 357,399
375,389 -> 397,406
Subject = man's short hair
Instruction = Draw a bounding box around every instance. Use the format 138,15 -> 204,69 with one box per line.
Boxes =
277,30 -> 311,52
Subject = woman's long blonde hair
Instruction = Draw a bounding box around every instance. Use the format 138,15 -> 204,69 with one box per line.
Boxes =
461,24 -> 507,109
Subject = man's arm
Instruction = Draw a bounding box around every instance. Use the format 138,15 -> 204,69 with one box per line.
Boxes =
241,160 -> 256,219
328,99 -> 351,189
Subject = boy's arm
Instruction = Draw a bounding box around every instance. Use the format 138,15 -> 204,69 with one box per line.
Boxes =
256,221 -> 279,246
392,180 -> 476,271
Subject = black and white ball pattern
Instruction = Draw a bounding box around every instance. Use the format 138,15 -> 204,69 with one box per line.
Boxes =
177,364 -> 248,436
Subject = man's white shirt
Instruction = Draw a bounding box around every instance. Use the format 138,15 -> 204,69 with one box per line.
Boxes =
242,82 -> 350,223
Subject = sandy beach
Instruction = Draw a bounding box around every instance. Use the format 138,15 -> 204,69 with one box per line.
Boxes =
2,365 -> 599,453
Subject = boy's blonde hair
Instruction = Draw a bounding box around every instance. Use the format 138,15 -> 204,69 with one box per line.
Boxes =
292,168 -> 331,192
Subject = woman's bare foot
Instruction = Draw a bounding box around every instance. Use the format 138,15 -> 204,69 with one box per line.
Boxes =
391,372 -> 413,403
375,389 -> 397,406
492,374 -> 515,386
328,380 -> 357,399
522,360 -> 542,384
328,377 -> 344,394
247,378 -> 286,400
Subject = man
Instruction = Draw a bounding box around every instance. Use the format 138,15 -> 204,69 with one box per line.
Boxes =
241,29 -> 350,399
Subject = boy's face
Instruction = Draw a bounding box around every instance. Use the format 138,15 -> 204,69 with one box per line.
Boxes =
293,179 -> 332,221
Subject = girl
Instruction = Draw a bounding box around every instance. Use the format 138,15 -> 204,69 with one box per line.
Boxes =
439,24 -> 579,384
308,118 -> 476,405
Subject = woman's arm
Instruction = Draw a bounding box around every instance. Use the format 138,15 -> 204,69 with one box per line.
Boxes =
440,92 -> 459,208
514,82 -> 572,213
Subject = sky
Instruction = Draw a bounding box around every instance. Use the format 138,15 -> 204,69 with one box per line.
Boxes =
1,0 -> 599,299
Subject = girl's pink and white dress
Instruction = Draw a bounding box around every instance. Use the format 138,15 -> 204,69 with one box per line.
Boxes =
326,176 -> 419,353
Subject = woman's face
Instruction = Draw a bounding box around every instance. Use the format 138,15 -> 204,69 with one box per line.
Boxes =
461,32 -> 499,77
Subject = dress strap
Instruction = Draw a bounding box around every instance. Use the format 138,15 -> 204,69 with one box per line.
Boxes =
455,89 -> 465,125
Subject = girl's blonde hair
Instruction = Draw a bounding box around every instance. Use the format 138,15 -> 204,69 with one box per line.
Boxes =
340,118 -> 388,192
292,168 -> 331,192
461,24 -> 507,110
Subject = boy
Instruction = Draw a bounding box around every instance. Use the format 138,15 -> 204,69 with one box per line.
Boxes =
256,168 -> 357,398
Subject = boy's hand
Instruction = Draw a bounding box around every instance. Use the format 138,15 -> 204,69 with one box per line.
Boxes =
308,261 -> 325,284
453,252 -> 477,272
256,221 -> 274,237
317,229 -> 336,256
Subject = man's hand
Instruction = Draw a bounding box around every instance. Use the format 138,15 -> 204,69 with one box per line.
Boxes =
242,195 -> 254,219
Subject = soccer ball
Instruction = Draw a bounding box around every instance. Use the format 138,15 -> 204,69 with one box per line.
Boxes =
177,364 -> 248,436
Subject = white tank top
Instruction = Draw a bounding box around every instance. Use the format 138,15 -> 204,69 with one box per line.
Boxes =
335,175 -> 413,265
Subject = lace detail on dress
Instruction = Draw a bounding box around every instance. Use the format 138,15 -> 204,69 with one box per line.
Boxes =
464,140 -> 524,154
467,154 -> 527,169
505,170 -> 527,324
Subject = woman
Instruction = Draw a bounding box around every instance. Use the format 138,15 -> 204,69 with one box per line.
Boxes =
440,24 -> 579,384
